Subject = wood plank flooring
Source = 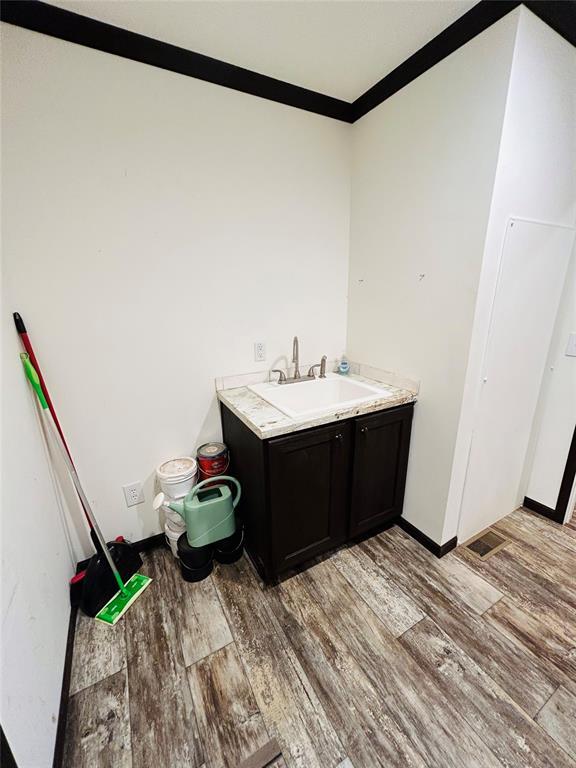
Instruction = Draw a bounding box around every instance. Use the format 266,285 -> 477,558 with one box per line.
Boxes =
64,508 -> 576,767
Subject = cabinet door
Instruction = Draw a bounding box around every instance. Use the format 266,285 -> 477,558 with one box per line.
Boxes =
268,421 -> 351,574
350,405 -> 413,537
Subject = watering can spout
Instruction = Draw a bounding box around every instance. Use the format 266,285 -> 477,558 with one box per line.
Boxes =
152,492 -> 185,518
167,499 -> 185,517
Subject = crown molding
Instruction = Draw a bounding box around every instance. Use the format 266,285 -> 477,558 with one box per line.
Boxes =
351,1 -> 520,121
0,0 -> 352,122
1,1 -> 575,123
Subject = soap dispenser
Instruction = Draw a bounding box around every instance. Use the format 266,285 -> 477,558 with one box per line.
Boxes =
338,356 -> 350,375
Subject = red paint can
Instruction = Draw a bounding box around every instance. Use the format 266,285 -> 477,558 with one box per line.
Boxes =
197,442 -> 229,481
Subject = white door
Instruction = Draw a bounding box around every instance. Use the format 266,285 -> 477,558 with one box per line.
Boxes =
458,219 -> 574,542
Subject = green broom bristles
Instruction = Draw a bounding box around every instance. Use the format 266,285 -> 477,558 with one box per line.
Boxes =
95,572 -> 152,625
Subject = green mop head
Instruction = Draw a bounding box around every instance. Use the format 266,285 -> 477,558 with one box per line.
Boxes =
95,572 -> 152,625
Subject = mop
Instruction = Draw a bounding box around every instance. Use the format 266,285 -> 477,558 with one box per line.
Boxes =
13,311 -> 102,552
21,353 -> 151,624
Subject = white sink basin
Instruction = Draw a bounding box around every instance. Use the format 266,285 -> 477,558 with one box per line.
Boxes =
249,373 -> 392,418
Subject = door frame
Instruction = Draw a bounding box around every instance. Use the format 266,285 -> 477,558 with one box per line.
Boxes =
524,425 -> 576,524
1,727 -> 18,768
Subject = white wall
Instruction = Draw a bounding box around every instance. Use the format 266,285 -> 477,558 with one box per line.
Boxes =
1,22 -> 350,766
2,24 -> 351,550
1,287 -> 75,764
524,242 -> 576,512
347,10 -> 519,543
447,8 -> 576,543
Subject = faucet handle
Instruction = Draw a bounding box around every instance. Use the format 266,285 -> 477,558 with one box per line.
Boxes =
308,356 -> 328,379
271,369 -> 287,384
307,364 -> 320,378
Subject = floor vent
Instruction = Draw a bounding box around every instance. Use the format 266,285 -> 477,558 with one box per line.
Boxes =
466,529 -> 509,560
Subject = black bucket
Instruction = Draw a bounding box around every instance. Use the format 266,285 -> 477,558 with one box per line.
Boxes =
179,558 -> 213,582
177,533 -> 213,569
214,525 -> 244,564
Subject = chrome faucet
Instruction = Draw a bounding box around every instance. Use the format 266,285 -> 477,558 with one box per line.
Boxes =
292,336 -> 301,379
271,337 -> 328,385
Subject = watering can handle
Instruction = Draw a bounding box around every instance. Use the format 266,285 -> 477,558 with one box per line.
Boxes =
189,476 -> 241,508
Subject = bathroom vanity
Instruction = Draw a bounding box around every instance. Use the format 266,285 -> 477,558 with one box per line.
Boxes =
218,371 -> 416,582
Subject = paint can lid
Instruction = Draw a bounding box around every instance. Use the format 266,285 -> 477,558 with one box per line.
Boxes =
157,456 -> 198,481
197,442 -> 227,459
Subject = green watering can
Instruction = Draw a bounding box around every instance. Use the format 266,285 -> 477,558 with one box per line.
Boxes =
154,476 -> 241,548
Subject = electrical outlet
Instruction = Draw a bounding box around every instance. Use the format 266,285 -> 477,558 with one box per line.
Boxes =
254,342 -> 266,362
123,482 -> 144,507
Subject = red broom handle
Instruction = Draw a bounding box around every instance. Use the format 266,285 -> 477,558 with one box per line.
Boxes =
14,314 -> 72,459
13,312 -> 95,532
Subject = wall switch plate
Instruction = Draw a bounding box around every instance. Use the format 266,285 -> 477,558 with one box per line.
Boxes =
565,332 -> 576,357
254,342 -> 266,362
123,482 -> 144,507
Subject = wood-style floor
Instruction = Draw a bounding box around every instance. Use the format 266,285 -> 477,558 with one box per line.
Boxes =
63,508 -> 576,767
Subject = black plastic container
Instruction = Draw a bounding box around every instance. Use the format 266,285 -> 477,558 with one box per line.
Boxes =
177,533 -> 213,569
214,525 -> 244,564
179,558 -> 214,582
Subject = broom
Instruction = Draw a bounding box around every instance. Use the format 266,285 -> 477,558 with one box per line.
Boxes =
21,353 -> 151,624
13,311 -> 102,551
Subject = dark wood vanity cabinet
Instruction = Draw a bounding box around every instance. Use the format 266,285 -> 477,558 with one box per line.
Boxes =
349,407 -> 413,537
268,421 -> 352,574
221,402 -> 413,582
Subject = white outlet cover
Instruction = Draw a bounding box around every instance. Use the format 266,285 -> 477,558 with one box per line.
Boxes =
254,342 -> 266,362
123,482 -> 144,507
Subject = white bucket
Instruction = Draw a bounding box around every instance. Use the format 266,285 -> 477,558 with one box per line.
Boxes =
157,456 -> 198,499
164,522 -> 182,558
164,511 -> 186,535
161,503 -> 186,529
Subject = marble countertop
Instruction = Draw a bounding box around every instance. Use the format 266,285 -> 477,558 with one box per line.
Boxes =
217,372 -> 417,440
